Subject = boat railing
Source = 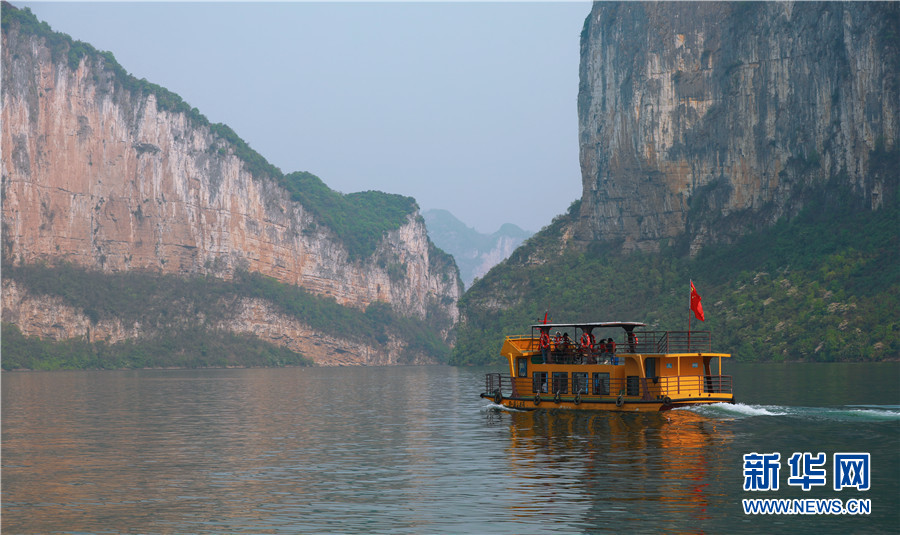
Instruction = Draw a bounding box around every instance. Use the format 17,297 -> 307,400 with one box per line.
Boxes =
485,373 -> 515,398
485,373 -> 732,400
633,330 -> 712,354
506,330 -> 714,356
654,374 -> 733,395
506,334 -> 538,352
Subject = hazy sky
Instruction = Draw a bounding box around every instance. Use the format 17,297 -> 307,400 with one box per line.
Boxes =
19,1 -> 591,234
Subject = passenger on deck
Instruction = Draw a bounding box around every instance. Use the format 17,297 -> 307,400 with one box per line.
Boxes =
552,331 -> 563,364
628,332 -> 638,353
540,330 -> 551,363
579,332 -> 592,364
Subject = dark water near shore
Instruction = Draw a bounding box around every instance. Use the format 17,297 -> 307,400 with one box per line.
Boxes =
2,363 -> 899,534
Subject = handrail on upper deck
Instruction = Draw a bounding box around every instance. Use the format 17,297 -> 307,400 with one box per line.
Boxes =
504,330 -> 718,358
632,330 -> 712,354
504,334 -> 539,354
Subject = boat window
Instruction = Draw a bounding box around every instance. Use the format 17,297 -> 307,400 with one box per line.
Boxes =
573,372 -> 588,394
592,372 -> 610,395
533,372 -> 548,393
552,372 -> 568,394
517,358 -> 528,378
626,376 -> 640,396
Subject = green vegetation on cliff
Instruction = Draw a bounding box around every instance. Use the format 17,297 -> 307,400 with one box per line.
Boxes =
1,265 -> 450,370
2,2 -> 418,261
284,172 -> 418,260
452,189 -> 899,365
1,323 -> 311,371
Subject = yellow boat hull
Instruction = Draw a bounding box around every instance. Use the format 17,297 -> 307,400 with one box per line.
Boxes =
482,392 -> 734,412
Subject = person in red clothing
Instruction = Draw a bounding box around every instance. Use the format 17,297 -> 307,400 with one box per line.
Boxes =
628,331 -> 638,353
540,330 -> 551,363
606,338 -> 618,365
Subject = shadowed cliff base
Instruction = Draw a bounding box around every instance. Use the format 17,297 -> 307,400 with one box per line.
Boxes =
2,265 -> 452,370
1,323 -> 315,371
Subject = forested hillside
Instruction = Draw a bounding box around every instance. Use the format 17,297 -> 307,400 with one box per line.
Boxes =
451,186 -> 899,365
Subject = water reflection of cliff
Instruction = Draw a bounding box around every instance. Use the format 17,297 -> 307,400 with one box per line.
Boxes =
501,409 -> 733,532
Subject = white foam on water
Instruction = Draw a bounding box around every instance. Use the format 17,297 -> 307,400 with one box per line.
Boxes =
683,402 -> 900,422
481,401 -> 527,413
835,407 -> 900,421
686,402 -> 788,418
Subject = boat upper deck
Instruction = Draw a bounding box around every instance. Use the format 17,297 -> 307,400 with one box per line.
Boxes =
502,326 -> 727,359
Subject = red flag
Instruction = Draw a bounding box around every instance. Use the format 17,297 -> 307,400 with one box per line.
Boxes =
543,310 -> 548,324
690,281 -> 705,322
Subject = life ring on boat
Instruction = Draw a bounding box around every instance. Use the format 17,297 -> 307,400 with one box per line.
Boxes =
574,393 -> 582,405
662,396 -> 672,406
554,391 -> 562,404
616,395 -> 624,407
534,394 -> 542,406
580,333 -> 591,349
493,390 -> 503,405
540,331 -> 551,350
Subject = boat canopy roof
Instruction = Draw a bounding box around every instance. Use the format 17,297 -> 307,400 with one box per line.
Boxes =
531,322 -> 646,331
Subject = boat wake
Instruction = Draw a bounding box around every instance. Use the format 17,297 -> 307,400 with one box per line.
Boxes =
481,401 -> 528,413
683,402 -> 900,422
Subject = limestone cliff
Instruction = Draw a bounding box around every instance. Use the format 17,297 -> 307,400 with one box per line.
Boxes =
578,1 -> 898,254
1,5 -> 461,364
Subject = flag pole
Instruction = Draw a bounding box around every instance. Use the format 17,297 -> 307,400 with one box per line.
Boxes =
688,279 -> 692,350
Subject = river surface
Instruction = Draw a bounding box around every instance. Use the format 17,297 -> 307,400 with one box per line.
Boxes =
2,362 -> 899,534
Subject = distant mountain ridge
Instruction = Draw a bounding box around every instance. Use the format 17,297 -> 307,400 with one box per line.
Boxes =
422,209 -> 532,288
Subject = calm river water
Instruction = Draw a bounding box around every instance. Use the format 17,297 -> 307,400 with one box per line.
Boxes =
2,363 -> 898,534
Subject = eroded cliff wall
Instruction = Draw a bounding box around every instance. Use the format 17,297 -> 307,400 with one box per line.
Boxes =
578,1 -> 898,254
1,8 -> 461,363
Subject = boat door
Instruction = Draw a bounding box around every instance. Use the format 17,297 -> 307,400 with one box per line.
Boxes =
645,357 -> 657,378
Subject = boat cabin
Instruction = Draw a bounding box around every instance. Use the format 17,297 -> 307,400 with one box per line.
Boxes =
483,322 -> 734,412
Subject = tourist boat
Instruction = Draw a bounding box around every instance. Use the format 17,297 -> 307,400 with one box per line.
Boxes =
480,322 -> 734,412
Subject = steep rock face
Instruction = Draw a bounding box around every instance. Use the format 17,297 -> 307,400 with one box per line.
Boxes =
578,1 -> 898,254
1,15 -> 461,355
0,13 -> 462,363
